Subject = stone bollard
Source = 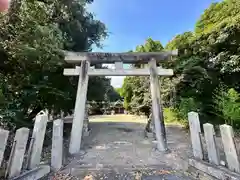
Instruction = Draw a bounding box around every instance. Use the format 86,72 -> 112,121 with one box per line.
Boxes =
188,112 -> 203,160
203,123 -> 220,165
51,119 -> 63,171
8,128 -> 29,178
28,114 -> 48,169
220,124 -> 240,173
0,129 -> 9,166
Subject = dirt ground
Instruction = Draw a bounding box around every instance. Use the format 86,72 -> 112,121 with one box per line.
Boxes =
57,115 -> 193,179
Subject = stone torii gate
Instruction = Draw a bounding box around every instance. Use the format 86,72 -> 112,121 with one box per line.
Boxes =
63,50 -> 178,154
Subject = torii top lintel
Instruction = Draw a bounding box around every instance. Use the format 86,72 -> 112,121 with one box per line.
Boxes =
64,50 -> 178,64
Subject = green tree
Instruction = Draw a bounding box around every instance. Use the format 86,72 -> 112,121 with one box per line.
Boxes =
121,38 -> 165,116
122,0 -> 240,127
213,87 -> 240,127
0,0 -> 111,129
165,0 -> 240,125
195,0 -> 240,35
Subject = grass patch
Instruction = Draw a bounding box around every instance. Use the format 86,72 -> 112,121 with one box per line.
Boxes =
89,109 -> 187,127
163,107 -> 187,126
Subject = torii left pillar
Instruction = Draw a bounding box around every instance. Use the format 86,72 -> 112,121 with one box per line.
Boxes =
69,60 -> 90,154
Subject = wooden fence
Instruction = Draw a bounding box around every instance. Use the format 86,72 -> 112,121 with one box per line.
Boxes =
0,114 -> 64,179
188,111 -> 240,179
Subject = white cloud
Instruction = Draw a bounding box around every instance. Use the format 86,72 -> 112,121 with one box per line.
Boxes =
110,76 -> 125,88
104,64 -> 125,88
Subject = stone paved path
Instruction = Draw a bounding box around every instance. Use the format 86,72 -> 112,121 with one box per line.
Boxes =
61,115 -> 193,179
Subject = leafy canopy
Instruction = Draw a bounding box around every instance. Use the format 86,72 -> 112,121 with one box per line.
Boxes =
0,0 -> 118,129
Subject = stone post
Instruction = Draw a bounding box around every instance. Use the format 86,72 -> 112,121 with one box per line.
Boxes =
69,61 -> 90,154
203,123 -> 219,165
8,128 -> 29,178
188,112 -> 203,159
0,129 -> 9,166
220,124 -> 240,173
28,114 -> 48,169
51,119 -> 63,171
115,62 -> 123,69
149,59 -> 167,151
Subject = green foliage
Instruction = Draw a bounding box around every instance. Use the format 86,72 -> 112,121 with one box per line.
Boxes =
0,0 -> 114,129
114,88 -> 123,98
121,77 -> 134,110
162,107 -> 189,127
121,38 -> 165,115
165,32 -> 194,52
176,98 -> 201,121
164,0 -> 240,127
1,0 -> 240,129
213,87 -> 240,126
163,108 -> 179,124
120,0 -> 240,128
195,0 -> 240,35
136,38 -> 163,52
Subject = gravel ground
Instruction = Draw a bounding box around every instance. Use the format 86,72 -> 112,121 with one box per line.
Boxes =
3,115 -> 229,180
45,115 -> 193,180
45,166 -> 193,180
0,115 -> 193,180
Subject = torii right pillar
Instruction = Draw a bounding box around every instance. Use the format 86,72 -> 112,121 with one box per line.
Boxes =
149,58 -> 168,151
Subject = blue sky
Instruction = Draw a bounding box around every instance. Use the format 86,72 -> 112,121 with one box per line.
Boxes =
88,0 -> 220,87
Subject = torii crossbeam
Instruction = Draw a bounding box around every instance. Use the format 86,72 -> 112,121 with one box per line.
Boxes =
63,50 -> 178,154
